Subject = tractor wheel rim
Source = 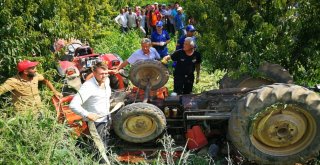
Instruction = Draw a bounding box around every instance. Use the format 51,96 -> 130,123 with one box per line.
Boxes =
250,104 -> 316,156
134,67 -> 161,87
123,115 -> 157,138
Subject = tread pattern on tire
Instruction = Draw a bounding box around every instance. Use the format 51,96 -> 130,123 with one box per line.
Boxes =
129,60 -> 169,90
228,83 -> 320,165
219,62 -> 293,89
113,103 -> 166,143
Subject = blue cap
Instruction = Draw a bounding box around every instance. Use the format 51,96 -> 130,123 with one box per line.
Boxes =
156,21 -> 163,27
186,25 -> 196,32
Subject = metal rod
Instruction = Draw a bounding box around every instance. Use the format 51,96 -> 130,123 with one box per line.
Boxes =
186,113 -> 231,120
143,80 -> 151,103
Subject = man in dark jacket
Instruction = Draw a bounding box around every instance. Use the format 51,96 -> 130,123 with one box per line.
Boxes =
162,37 -> 201,94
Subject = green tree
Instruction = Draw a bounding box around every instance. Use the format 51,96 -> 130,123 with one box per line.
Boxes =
0,0 -> 115,80
184,0 -> 320,84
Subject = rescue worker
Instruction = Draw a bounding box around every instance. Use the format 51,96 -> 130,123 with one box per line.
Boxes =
151,21 -> 170,58
0,60 -> 62,114
162,37 -> 202,94
176,25 -> 196,50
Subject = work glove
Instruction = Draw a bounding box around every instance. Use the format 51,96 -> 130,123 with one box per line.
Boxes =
159,42 -> 166,46
161,58 -> 168,64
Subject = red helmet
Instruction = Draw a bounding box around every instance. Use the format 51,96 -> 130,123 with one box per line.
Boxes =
17,60 -> 39,72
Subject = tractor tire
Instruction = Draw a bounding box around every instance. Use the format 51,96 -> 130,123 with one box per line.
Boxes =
129,60 -> 169,90
113,103 -> 166,143
219,62 -> 293,88
228,84 -> 320,165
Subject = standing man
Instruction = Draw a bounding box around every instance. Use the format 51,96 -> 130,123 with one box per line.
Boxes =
116,38 -> 160,70
126,7 -> 138,30
69,62 -> 111,164
162,37 -> 202,94
114,8 -> 128,33
138,8 -> 147,36
0,60 -> 62,114
151,21 -> 170,58
176,25 -> 196,50
174,7 -> 186,39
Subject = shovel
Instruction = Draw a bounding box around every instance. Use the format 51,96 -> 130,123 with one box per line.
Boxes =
98,102 -> 124,119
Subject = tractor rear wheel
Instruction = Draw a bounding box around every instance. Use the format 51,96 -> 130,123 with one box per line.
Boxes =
113,103 -> 166,143
129,60 -> 169,90
219,62 -> 293,88
228,84 -> 320,164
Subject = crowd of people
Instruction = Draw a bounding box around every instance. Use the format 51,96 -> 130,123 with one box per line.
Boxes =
114,2 -> 193,39
114,2 -> 200,94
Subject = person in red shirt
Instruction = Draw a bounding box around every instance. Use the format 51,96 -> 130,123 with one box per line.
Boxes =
148,5 -> 162,34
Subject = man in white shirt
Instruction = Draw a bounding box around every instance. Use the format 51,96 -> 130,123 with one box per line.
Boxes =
69,62 -> 111,164
114,8 -> 128,33
116,38 -> 160,70
126,7 -> 138,29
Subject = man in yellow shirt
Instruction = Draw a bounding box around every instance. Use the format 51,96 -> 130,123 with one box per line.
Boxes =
0,60 -> 62,114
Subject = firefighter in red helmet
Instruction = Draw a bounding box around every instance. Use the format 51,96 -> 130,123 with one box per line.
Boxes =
0,60 -> 62,115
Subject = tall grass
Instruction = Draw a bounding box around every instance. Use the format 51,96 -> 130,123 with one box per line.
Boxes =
0,109 -> 95,164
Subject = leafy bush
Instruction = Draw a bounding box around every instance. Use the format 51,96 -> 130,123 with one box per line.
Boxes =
183,0 -> 320,85
0,0 -> 116,82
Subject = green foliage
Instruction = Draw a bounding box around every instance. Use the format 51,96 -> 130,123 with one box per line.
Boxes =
184,0 -> 320,84
94,30 -> 141,60
0,110 -> 94,164
0,0 -> 115,82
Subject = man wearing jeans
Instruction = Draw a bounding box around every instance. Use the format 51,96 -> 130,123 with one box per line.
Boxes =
69,62 -> 111,164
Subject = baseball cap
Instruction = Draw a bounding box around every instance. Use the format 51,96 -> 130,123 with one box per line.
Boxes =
154,2 -> 158,5
17,60 -> 39,72
177,7 -> 183,11
186,25 -> 196,32
156,21 -> 163,27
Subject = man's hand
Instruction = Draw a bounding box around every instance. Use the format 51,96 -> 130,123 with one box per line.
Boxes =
161,55 -> 170,64
159,42 -> 166,46
161,58 -> 168,64
54,91 -> 63,98
87,113 -> 100,121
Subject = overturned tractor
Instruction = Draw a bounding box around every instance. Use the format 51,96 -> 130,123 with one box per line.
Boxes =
54,60 -> 320,164
112,60 -> 320,164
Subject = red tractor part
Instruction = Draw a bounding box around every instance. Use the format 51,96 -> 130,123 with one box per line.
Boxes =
186,125 -> 208,150
99,53 -> 122,69
117,151 -> 182,164
51,95 -> 89,136
126,86 -> 169,101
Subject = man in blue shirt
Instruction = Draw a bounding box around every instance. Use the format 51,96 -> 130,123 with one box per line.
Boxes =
174,7 -> 186,39
116,38 -> 161,71
151,21 -> 171,58
176,25 -> 196,50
